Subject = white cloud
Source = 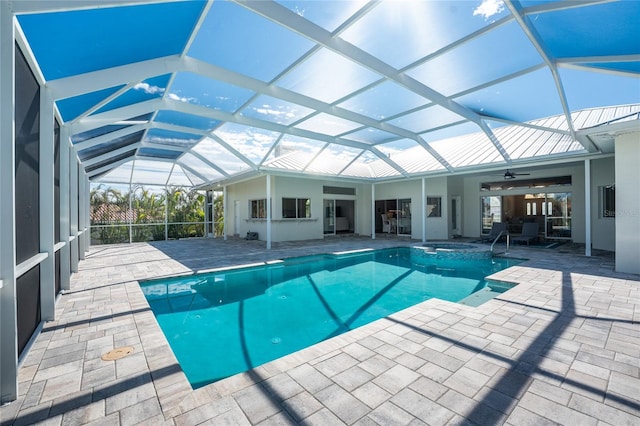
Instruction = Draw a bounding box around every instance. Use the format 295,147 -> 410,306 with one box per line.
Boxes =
473,0 -> 504,19
167,93 -> 198,103
133,82 -> 165,95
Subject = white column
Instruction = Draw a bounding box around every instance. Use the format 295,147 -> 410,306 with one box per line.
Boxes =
59,126 -> 71,291
223,186 -> 227,241
129,182 -> 133,244
69,152 -> 79,273
584,159 -> 591,256
164,186 -> 169,240
371,183 -> 376,239
266,174 -> 271,250
0,1 -> 18,403
204,191 -> 210,238
80,172 -> 88,258
84,174 -> 90,250
615,132 -> 640,274
39,88 -> 55,320
422,178 -> 427,243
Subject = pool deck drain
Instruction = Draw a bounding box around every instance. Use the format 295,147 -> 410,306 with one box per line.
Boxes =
100,346 -> 135,361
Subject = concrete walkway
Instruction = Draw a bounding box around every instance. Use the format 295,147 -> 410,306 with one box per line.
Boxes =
1,236 -> 639,425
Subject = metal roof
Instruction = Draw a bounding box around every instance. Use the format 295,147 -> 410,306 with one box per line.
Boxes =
13,0 -> 640,187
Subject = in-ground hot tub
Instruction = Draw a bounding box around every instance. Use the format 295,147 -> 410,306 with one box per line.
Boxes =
413,242 -> 492,260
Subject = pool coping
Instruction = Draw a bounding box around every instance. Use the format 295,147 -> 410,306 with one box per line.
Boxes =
137,245 -> 518,396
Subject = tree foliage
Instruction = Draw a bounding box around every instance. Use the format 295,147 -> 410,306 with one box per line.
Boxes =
90,184 -> 211,244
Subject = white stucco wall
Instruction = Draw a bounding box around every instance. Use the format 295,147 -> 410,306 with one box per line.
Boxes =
225,159 -> 622,251
270,177 -> 324,242
590,157 -> 616,251
615,132 -> 640,274
227,175 -> 372,242
227,176 -> 271,240
447,176 -> 464,238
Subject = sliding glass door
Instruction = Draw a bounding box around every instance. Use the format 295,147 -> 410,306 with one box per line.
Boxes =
545,193 -> 572,239
323,199 -> 335,235
481,193 -> 571,239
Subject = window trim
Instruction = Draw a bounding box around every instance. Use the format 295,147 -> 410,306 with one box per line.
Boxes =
249,198 -> 267,219
282,197 -> 311,219
601,185 -> 615,218
426,196 -> 442,218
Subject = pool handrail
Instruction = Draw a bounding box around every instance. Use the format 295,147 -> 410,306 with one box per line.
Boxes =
491,230 -> 510,255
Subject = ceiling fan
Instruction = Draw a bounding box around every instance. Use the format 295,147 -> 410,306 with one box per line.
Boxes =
502,169 -> 530,180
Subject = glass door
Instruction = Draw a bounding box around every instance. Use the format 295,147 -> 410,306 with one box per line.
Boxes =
323,199 -> 335,235
545,193 -> 572,239
451,196 -> 461,236
397,198 -> 412,235
481,196 -> 502,234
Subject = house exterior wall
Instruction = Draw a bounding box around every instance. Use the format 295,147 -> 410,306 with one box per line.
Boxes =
270,177 -> 324,242
615,132 -> 640,274
447,176 -> 465,238
590,157 -> 616,251
424,177 -> 448,240
225,161 -> 620,252
227,176 -> 372,242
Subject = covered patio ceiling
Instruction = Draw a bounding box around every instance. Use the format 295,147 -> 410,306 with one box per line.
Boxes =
15,0 -> 640,187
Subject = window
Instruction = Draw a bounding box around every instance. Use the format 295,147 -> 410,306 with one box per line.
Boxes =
481,175 -> 571,191
250,199 -> 267,219
602,185 -> 615,218
282,197 -> 310,218
323,186 -> 356,195
426,197 -> 441,218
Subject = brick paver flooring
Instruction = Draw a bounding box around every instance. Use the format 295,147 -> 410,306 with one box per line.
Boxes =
1,237 -> 638,425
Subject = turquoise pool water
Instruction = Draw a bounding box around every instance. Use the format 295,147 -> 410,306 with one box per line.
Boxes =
140,247 -> 520,388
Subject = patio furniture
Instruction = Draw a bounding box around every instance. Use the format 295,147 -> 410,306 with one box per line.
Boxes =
511,222 -> 540,245
482,222 -> 508,242
381,214 -> 391,233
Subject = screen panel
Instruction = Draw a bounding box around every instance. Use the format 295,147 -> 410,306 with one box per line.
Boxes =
55,249 -> 61,296
17,265 -> 42,355
55,119 -> 61,243
15,44 -> 41,264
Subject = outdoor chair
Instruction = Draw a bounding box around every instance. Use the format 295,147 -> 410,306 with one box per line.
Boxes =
381,214 -> 391,233
482,222 -> 508,242
511,222 -> 540,245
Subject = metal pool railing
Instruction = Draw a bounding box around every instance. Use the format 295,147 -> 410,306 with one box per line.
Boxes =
491,230 -> 510,255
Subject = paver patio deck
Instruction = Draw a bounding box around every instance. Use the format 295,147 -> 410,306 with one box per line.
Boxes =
1,236 -> 639,425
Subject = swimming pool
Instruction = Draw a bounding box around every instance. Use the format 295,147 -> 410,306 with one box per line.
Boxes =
140,247 -> 520,388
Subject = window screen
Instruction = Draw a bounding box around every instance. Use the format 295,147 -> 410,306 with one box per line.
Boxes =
15,43 -> 41,264
17,265 -> 41,355
55,119 -> 61,243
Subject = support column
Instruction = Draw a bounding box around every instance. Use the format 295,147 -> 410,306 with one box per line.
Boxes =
204,191 -> 210,238
69,152 -> 79,273
79,172 -> 88,258
129,182 -> 133,244
0,1 -> 18,403
59,126 -> 70,291
615,132 -> 640,274
422,178 -> 427,243
584,159 -> 591,257
84,174 -> 90,251
164,185 -> 169,240
223,186 -> 227,241
39,87 -> 55,320
371,183 -> 375,239
266,174 -> 271,250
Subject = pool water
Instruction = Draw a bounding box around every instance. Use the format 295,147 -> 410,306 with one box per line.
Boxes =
140,247 -> 520,388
